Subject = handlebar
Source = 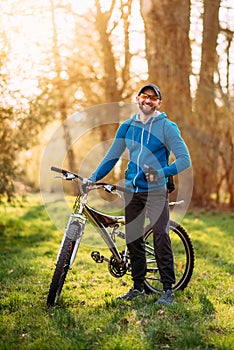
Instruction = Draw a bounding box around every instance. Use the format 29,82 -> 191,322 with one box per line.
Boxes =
51,166 -> 82,180
51,166 -> 184,205
51,166 -> 129,194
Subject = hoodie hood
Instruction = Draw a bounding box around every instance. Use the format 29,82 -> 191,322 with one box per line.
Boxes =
130,112 -> 167,144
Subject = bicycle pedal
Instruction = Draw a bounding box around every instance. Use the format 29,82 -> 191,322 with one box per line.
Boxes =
91,251 -> 104,263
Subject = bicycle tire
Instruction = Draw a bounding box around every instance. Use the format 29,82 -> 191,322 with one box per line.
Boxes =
47,222 -> 81,307
144,220 -> 194,294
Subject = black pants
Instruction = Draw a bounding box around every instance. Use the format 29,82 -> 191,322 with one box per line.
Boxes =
124,190 -> 175,291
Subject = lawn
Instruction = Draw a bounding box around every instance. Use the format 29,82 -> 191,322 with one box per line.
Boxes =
0,194 -> 233,349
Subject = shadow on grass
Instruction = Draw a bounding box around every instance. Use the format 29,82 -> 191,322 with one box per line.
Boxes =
46,291 -> 216,350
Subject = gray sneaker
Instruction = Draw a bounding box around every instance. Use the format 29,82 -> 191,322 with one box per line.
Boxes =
117,288 -> 145,300
157,290 -> 174,305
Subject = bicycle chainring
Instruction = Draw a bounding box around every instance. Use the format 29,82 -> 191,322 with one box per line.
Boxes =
108,255 -> 127,278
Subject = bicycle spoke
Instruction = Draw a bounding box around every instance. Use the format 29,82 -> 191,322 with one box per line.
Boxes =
144,221 -> 194,294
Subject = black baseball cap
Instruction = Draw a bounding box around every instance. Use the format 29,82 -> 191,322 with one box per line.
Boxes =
138,84 -> 162,100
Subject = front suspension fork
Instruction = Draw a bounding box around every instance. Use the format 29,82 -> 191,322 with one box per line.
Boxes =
56,213 -> 86,267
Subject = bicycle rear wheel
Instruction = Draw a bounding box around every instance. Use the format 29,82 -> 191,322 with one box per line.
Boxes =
47,222 -> 81,307
144,220 -> 194,294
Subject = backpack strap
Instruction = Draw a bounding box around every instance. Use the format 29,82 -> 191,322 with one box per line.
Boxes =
163,119 -> 175,193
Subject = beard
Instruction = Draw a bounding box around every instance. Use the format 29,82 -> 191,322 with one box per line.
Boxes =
138,102 -> 157,115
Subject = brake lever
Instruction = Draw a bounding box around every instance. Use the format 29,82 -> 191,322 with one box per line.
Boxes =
54,173 -> 76,180
103,185 -> 114,193
66,173 -> 76,180
103,185 -> 121,198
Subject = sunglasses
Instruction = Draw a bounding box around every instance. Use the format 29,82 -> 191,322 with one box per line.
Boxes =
139,93 -> 159,102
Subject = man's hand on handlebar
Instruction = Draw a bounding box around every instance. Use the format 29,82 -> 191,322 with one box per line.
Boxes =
51,167 -> 129,194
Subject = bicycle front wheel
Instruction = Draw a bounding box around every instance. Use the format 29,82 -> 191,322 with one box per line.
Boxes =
47,221 -> 81,307
47,236 -> 74,307
144,220 -> 194,294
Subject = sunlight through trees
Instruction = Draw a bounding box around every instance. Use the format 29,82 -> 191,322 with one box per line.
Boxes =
0,0 -> 233,207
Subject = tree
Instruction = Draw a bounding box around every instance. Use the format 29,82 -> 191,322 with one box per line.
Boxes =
0,106 -> 15,199
140,0 -> 192,122
0,0 -> 139,194
192,0 -> 234,208
1,0 -> 233,207
49,0 -> 76,172
0,77 -> 55,199
41,0 -> 136,183
191,0 -> 221,206
140,0 -> 234,208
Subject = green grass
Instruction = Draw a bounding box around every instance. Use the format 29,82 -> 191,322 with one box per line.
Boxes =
0,195 -> 233,350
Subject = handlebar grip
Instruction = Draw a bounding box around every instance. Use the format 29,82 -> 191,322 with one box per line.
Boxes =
51,166 -> 70,176
51,166 -> 64,174
51,166 -> 83,181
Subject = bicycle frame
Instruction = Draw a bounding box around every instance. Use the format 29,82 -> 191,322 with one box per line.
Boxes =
56,190 -> 127,269
55,177 -> 185,269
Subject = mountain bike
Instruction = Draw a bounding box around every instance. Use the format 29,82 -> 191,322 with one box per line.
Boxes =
47,166 -> 194,307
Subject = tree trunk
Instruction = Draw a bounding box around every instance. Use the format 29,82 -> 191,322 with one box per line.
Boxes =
140,0 -> 192,123
50,0 -> 76,173
193,0 -> 221,206
95,0 -> 121,103
92,1 -> 133,181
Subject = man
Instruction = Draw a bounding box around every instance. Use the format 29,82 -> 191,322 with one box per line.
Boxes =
87,84 -> 191,305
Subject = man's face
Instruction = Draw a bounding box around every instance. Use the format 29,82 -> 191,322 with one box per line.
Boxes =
136,88 -> 162,115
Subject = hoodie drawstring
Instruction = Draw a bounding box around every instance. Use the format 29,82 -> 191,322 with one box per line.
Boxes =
147,118 -> 154,144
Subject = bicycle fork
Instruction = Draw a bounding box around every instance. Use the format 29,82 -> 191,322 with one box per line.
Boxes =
56,213 -> 87,268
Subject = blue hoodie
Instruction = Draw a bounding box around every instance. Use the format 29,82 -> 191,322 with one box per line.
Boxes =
89,112 -> 191,192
